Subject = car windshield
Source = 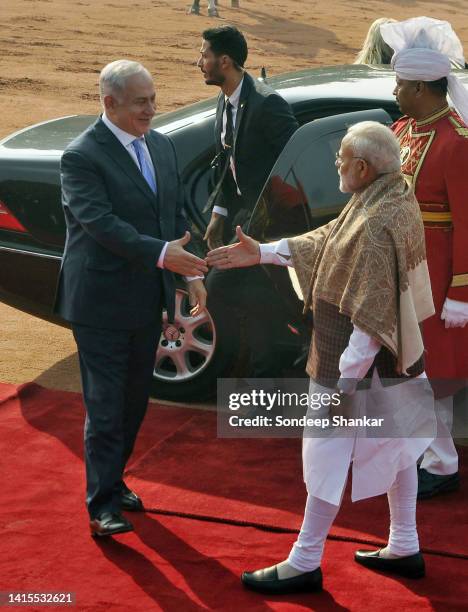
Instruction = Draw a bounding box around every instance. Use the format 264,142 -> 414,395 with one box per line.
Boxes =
0,97 -> 219,152
152,96 -> 217,131
0,115 -> 97,151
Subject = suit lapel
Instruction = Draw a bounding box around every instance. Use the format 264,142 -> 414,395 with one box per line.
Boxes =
215,93 -> 224,151
233,73 -> 252,155
93,119 -> 158,208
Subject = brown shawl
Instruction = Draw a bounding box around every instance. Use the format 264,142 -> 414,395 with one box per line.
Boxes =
288,171 -> 435,374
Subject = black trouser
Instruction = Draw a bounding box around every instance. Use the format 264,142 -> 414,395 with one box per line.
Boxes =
206,264 -> 286,378
72,317 -> 161,519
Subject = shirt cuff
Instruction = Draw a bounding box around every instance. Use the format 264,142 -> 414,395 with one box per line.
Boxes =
259,239 -> 293,266
213,206 -> 228,217
185,275 -> 204,282
157,242 -> 168,269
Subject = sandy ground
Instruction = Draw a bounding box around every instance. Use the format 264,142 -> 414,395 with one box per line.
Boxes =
1,0 -> 468,392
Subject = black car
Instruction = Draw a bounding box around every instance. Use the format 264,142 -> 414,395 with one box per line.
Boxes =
2,65 -> 461,401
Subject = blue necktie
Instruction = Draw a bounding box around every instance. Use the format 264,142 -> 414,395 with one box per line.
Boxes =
132,138 -> 157,194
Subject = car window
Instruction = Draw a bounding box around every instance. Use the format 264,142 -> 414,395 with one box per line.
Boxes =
248,108 -> 392,242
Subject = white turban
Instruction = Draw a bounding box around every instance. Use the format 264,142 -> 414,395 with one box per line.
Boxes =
380,16 -> 468,125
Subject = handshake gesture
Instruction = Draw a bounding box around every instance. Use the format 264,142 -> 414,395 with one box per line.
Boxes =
165,231 -> 208,315
165,231 -> 208,276
206,226 -> 260,269
164,226 -> 261,316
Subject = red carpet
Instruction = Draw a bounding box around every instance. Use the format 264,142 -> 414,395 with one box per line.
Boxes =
127,409 -> 468,558
1,382 -> 467,611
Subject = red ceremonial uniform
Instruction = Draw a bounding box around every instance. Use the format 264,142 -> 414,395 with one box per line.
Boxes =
393,106 -> 468,380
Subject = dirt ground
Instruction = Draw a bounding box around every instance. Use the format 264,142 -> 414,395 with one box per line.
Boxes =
1,0 -> 468,392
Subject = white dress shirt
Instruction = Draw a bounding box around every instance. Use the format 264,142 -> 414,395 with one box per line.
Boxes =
101,113 -> 167,268
213,77 -> 244,217
101,114 -> 202,281
102,113 -> 156,186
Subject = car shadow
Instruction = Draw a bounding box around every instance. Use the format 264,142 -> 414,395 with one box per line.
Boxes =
34,351 -> 82,394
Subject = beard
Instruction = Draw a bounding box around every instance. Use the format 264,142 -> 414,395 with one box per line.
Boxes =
339,172 -> 351,193
203,59 -> 224,86
205,74 -> 224,86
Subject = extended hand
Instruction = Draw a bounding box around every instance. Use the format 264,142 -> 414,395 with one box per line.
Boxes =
206,226 -> 260,269
164,232 -> 208,276
203,212 -> 225,250
187,278 -> 207,316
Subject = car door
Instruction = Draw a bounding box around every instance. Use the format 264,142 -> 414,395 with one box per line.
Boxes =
247,108 -> 392,323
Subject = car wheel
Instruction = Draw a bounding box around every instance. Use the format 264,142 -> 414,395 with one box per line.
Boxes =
150,288 -> 238,402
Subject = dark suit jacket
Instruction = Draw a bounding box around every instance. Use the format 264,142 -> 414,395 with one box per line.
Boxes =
213,71 -> 299,226
54,117 -> 189,329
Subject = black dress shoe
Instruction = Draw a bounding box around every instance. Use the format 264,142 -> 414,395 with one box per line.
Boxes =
90,512 -> 134,537
121,487 -> 144,512
354,549 -> 425,578
418,468 -> 460,499
241,565 -> 322,594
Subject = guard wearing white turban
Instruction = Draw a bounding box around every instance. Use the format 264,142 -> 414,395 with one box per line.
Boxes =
381,16 -> 468,121
381,16 -> 468,499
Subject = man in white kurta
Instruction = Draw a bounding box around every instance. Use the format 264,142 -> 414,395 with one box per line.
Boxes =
207,121 -> 436,594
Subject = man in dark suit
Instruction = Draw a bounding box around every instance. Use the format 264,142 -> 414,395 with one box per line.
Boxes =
55,59 -> 207,537
197,26 -> 299,377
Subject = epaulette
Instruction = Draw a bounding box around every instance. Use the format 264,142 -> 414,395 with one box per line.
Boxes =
448,115 -> 468,137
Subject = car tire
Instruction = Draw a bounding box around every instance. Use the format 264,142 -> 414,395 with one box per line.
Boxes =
150,288 -> 239,402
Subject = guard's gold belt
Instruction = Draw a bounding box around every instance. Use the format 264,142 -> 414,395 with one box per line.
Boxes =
451,274 -> 468,288
421,211 -> 452,223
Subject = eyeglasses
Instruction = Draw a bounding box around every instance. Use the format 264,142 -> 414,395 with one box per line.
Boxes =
335,152 -> 367,165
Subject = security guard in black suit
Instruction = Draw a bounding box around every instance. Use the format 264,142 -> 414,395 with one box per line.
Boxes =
198,26 -> 299,377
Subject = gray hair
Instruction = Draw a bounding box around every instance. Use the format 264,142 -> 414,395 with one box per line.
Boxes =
342,121 -> 401,174
99,59 -> 152,102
